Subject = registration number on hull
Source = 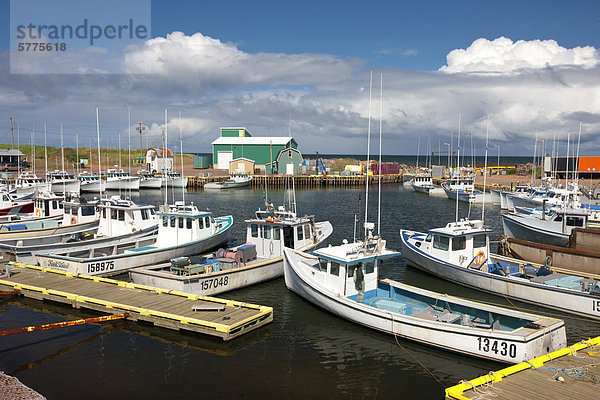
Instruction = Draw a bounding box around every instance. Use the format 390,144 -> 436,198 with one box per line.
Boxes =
86,261 -> 115,274
478,337 -> 517,358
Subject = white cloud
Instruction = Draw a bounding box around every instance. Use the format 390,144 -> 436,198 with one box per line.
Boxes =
440,37 -> 600,73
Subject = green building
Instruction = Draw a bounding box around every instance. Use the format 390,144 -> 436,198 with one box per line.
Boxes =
212,127 -> 298,170
265,147 -> 304,175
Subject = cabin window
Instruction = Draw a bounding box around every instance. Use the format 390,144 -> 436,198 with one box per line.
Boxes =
433,235 -> 449,251
141,209 -> 149,220
264,226 -> 272,239
273,226 -> 281,240
347,264 -> 356,278
170,216 -> 176,227
102,208 -> 107,219
330,262 -> 340,276
163,216 -> 168,227
318,258 -> 328,272
205,217 -> 211,228
566,217 -> 584,227
118,210 -> 125,221
297,226 -> 304,241
178,217 -> 184,229
304,225 -> 311,239
425,234 -> 432,242
150,208 -> 155,215
186,218 -> 192,229
251,224 -> 258,237
52,201 -> 58,210
198,218 -> 204,229
452,236 -> 466,251
554,215 -> 563,222
64,205 -> 71,215
81,206 -> 95,216
364,261 -> 375,274
111,209 -> 117,220
473,234 -> 487,248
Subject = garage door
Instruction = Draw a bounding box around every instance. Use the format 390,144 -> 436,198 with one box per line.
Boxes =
217,151 -> 233,170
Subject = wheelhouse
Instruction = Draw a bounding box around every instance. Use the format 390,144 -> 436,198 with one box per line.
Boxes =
96,196 -> 157,236
155,202 -> 217,246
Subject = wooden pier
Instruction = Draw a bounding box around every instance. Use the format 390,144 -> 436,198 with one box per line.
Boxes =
0,263 -> 273,341
250,174 -> 402,188
445,336 -> 600,400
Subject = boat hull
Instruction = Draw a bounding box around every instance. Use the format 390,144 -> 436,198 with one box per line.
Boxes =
139,178 -> 162,189
502,213 -> 569,247
166,177 -> 188,188
400,229 -> 600,319
0,220 -> 99,244
105,177 -> 140,190
79,181 -> 106,193
284,248 -> 566,363
0,201 -> 33,216
50,180 -> 80,194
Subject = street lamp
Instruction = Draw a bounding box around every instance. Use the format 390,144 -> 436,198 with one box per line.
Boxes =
493,145 -> 500,176
136,122 -> 146,159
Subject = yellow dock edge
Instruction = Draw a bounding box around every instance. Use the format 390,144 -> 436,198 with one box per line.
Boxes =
3,262 -> 274,336
445,336 -> 600,400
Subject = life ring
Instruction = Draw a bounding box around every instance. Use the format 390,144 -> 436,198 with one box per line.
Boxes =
35,209 -> 41,217
71,217 -> 77,225
544,255 -> 552,267
474,251 -> 486,266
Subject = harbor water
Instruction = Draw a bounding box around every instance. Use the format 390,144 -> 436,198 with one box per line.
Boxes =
1,185 -> 599,399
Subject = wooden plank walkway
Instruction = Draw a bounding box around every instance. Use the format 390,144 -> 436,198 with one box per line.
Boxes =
445,336 -> 600,400
0,263 -> 273,341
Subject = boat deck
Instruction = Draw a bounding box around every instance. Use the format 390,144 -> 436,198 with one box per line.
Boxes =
0,263 -> 273,341
445,336 -> 600,400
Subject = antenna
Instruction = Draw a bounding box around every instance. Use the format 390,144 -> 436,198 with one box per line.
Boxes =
164,108 -> 168,207
96,107 -> 103,197
377,72 -> 383,237
179,109 -> 185,205
482,115 -> 489,222
364,70 -> 373,238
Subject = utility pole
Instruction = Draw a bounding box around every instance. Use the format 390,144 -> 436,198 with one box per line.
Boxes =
9,115 -> 14,149
136,122 -> 145,159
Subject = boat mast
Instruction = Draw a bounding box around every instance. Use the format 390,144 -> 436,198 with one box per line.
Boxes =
128,106 -> 132,199
76,133 -> 79,177
44,124 -> 48,182
164,108 -> 168,208
481,115 -> 489,222
377,72 -> 383,237
96,107 -> 103,197
60,123 -> 65,195
416,135 -> 421,171
32,124 -> 35,174
531,133 -> 537,186
364,70 -> 373,238
565,131 -> 570,188
179,109 -> 185,205
455,114 -> 461,223
575,121 -> 582,186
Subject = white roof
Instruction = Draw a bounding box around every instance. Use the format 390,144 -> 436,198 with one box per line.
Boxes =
0,149 -> 25,156
212,137 -> 294,146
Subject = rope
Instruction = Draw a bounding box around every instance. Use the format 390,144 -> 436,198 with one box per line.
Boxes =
389,313 -> 446,389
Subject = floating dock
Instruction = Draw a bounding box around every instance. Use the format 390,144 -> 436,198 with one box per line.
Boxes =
251,174 -> 402,188
445,336 -> 600,400
0,263 -> 273,341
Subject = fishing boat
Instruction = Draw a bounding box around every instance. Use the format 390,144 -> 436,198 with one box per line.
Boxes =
442,173 -> 488,203
400,219 -> 600,320
285,224 -> 566,363
137,172 -> 162,189
410,173 -> 435,194
0,195 -> 99,246
46,170 -> 80,194
105,168 -> 140,190
0,190 -> 34,216
78,171 -> 106,193
15,171 -> 50,195
36,201 -> 232,276
129,202 -> 333,295
0,196 -> 158,264
502,208 -> 589,247
163,170 -> 188,188
204,173 -> 252,189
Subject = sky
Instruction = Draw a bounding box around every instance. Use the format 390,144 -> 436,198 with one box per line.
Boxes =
0,0 -> 599,156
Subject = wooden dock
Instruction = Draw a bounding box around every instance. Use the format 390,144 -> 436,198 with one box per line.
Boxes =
445,336 -> 600,400
251,174 -> 402,188
0,263 -> 273,341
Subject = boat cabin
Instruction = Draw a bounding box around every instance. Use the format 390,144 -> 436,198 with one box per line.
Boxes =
33,192 -> 64,217
46,170 -> 75,181
96,196 -> 157,236
106,168 -> 132,177
62,196 -> 98,225
412,174 -> 433,187
16,171 -> 45,188
310,236 -> 400,299
155,201 -> 217,246
417,219 -> 491,268
544,209 -> 588,233
446,176 -> 475,192
245,206 -> 316,258
77,172 -> 101,182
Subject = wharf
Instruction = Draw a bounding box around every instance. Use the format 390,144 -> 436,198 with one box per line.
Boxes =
445,336 -> 600,400
251,174 -> 402,188
0,263 -> 273,341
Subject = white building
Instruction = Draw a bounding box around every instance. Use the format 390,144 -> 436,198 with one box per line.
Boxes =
145,147 -> 174,173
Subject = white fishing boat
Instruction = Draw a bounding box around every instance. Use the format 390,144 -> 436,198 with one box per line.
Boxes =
0,195 -> 99,246
46,170 -> 80,194
15,171 -> 50,195
204,173 -> 252,189
502,208 -> 589,247
0,190 -> 34,216
78,171 -> 106,193
163,170 -> 188,188
129,202 -> 333,295
400,219 -> 600,320
138,172 -> 162,189
502,185 -> 532,211
105,169 -> 140,190
0,196 -> 158,264
410,173 -> 435,194
442,173 -> 488,203
489,188 -> 502,205
285,225 -> 566,363
36,201 -> 232,276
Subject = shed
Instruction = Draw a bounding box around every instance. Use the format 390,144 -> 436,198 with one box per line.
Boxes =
145,147 -> 174,173
229,157 -> 255,174
265,147 -> 304,175
212,127 -> 298,169
0,149 -> 25,168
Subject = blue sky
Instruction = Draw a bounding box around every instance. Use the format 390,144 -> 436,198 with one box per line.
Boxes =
0,0 -> 599,155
